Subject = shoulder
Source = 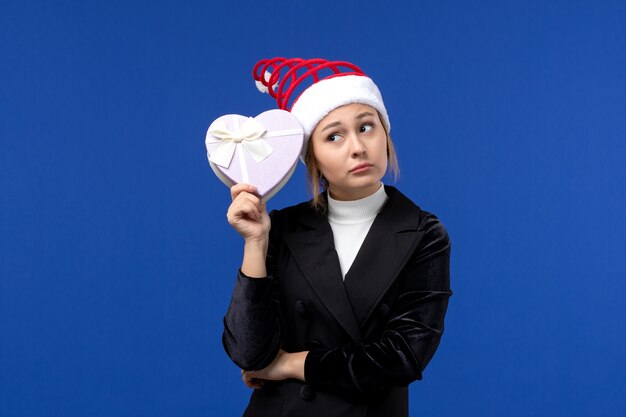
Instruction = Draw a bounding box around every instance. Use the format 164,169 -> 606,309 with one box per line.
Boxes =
268,199 -> 312,224
416,210 -> 451,262
267,198 -> 320,239
384,186 -> 450,257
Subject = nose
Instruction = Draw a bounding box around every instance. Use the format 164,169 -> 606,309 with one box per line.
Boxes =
348,133 -> 366,157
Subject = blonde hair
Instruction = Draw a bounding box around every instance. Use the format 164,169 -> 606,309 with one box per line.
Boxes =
305,112 -> 399,212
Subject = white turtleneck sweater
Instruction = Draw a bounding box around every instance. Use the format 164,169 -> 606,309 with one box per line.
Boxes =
327,184 -> 388,279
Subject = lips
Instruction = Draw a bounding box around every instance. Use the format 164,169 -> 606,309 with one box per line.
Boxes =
349,163 -> 373,173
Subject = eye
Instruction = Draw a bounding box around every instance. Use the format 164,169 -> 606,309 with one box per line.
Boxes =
360,123 -> 374,133
327,133 -> 342,142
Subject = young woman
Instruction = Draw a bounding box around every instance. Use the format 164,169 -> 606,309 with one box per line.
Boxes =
222,58 -> 451,417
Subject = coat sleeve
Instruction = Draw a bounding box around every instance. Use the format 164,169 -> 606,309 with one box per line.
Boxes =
304,214 -> 452,395
221,211 -> 284,371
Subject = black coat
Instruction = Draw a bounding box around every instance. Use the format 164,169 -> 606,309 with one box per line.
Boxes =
223,186 -> 452,417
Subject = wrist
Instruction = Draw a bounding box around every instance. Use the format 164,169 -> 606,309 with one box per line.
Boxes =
241,239 -> 268,278
243,236 -> 269,252
286,351 -> 308,381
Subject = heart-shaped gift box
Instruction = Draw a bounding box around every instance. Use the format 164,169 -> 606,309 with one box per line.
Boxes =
205,110 -> 304,200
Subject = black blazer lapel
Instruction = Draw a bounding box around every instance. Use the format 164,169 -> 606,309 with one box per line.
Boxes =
344,186 -> 424,325
283,208 -> 363,343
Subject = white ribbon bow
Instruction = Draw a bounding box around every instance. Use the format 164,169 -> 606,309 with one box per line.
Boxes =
206,118 -> 273,168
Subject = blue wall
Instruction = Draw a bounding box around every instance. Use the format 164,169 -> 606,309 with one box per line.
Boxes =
2,1 -> 625,416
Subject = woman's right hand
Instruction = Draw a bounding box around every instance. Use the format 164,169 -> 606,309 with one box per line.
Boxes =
227,184 -> 270,244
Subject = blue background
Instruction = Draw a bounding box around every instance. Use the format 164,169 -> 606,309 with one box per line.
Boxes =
2,1 -> 625,416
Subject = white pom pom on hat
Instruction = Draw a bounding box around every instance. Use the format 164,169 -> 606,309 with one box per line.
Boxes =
255,71 -> 276,94
252,58 -> 390,158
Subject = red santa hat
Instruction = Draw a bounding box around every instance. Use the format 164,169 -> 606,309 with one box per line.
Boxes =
252,58 -> 390,150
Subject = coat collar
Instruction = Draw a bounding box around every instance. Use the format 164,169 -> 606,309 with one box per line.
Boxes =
282,186 -> 424,342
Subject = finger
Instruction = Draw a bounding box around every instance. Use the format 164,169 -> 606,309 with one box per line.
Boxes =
242,372 -> 264,389
235,193 -> 262,214
228,193 -> 262,220
242,372 -> 252,388
251,379 -> 265,389
234,191 -> 262,208
228,198 -> 262,222
231,184 -> 258,201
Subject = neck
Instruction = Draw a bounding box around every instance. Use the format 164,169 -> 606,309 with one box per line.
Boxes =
328,182 -> 382,201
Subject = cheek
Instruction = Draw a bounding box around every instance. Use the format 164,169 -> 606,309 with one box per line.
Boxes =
313,147 -> 339,173
317,159 -> 338,179
312,153 -> 330,179
375,138 -> 389,163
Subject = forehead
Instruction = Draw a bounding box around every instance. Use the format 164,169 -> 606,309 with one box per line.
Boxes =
319,103 -> 377,125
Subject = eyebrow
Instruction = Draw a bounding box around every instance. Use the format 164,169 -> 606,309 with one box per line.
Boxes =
321,121 -> 341,132
320,112 -> 376,132
356,111 -> 375,119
